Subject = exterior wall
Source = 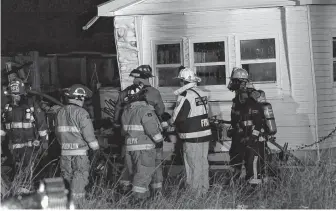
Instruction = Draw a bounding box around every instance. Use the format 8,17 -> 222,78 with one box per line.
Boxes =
114,16 -> 141,90
126,7 -> 317,150
284,6 -> 318,150
310,5 -> 336,149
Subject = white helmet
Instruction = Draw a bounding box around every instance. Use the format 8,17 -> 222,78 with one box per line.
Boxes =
230,67 -> 249,80
176,67 -> 201,83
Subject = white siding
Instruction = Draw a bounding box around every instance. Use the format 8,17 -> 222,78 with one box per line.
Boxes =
284,6 -> 317,146
136,7 -> 317,149
310,5 -> 336,149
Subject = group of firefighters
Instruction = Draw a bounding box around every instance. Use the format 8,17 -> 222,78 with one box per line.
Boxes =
0,63 -> 277,205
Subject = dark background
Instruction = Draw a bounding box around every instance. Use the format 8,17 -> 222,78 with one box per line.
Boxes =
1,0 -> 116,55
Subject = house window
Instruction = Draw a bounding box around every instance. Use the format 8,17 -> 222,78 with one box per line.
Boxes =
155,43 -> 182,87
193,41 -> 226,86
333,37 -> 336,82
240,38 -> 276,83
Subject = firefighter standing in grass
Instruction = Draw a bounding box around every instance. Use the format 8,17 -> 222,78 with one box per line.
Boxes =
54,84 -> 99,204
1,78 -> 48,179
169,67 -> 212,197
226,67 -> 267,185
114,65 -> 165,194
121,84 -> 164,201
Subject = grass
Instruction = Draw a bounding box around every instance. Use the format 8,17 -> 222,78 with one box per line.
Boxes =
2,149 -> 336,209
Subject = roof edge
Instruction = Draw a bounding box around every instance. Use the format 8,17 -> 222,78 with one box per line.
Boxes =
298,0 -> 336,5
98,0 -> 144,16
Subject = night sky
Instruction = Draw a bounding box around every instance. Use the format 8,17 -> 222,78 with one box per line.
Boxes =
1,0 -> 116,55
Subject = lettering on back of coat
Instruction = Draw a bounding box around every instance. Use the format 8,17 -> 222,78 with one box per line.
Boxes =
201,119 -> 209,127
195,96 -> 208,106
126,138 -> 138,145
62,143 -> 79,150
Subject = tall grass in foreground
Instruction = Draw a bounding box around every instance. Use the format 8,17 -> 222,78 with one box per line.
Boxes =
83,157 -> 336,209
2,152 -> 336,209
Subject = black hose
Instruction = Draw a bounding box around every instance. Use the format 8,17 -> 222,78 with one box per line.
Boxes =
27,90 -> 64,106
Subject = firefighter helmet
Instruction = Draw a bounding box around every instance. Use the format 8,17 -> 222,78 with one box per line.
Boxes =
230,67 -> 249,81
228,67 -> 249,91
124,84 -> 147,104
129,65 -> 154,79
64,84 -> 92,99
8,78 -> 26,95
176,67 -> 201,83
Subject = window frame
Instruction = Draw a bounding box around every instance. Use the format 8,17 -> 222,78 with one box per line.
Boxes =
189,36 -> 230,90
332,35 -> 336,86
235,34 -> 281,89
151,40 -> 183,90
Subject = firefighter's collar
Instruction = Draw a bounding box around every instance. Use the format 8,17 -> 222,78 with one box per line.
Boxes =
129,101 -> 154,110
174,83 -> 197,96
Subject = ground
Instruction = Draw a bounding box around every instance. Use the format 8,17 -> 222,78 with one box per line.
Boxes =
2,150 -> 336,209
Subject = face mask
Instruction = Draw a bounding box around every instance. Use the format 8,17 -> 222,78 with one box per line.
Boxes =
11,95 -> 21,105
228,79 -> 241,91
238,90 -> 248,104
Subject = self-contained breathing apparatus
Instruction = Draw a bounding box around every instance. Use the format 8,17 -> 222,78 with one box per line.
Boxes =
255,90 -> 277,136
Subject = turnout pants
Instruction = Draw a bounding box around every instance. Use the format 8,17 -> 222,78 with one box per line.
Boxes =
60,155 -> 90,200
229,135 -> 266,184
126,148 -> 163,199
183,142 -> 209,196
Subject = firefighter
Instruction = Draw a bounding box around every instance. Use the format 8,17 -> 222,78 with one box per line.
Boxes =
54,84 -> 99,204
169,67 -> 212,197
1,78 -> 48,179
114,65 -> 165,126
114,65 -> 165,194
121,84 -> 164,201
227,67 -> 265,185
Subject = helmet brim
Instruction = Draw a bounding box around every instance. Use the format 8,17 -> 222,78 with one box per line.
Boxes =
174,76 -> 202,83
129,69 -> 154,78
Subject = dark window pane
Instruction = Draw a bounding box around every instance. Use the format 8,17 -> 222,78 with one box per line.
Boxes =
158,67 -> 180,87
240,39 -> 276,60
157,44 -> 181,64
242,62 -> 276,82
333,62 -> 336,82
196,65 -> 226,85
58,58 -> 83,88
333,37 -> 336,58
86,58 -> 120,88
194,42 -> 225,63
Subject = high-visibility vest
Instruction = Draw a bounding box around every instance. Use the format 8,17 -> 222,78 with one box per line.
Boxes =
171,87 -> 212,143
